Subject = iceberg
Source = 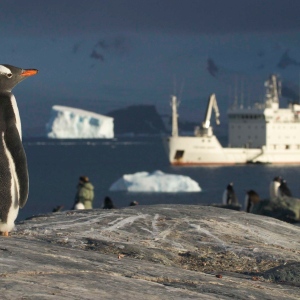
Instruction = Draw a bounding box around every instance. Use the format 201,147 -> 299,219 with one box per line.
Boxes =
109,170 -> 201,192
46,105 -> 114,139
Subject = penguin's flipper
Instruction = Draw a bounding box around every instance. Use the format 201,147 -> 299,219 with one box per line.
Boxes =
4,125 -> 29,208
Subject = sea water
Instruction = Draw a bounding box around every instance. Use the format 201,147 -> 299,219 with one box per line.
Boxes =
19,136 -> 300,221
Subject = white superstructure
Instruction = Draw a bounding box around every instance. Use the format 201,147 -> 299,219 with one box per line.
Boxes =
167,75 -> 300,165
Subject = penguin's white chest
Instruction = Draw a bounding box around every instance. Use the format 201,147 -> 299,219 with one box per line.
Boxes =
0,132 -> 20,232
10,94 -> 22,139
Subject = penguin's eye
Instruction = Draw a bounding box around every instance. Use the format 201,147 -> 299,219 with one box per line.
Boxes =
6,73 -> 12,78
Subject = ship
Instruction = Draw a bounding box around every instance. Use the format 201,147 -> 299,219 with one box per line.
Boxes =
167,75 -> 300,165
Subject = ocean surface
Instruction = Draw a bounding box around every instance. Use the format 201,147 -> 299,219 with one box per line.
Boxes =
19,136 -> 300,221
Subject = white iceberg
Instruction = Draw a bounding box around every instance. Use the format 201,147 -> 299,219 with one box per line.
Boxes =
46,105 -> 114,139
109,170 -> 201,192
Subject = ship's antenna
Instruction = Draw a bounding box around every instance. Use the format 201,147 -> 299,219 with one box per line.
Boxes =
172,75 -> 183,106
173,74 -> 177,95
240,77 -> 244,109
234,75 -> 238,108
247,83 -> 251,108
228,85 -> 232,107
299,72 -> 300,103
179,79 -> 185,104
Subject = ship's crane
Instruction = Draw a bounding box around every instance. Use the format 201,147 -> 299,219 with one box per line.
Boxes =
195,93 -> 220,137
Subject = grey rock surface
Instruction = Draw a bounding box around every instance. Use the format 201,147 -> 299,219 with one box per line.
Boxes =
1,205 -> 300,299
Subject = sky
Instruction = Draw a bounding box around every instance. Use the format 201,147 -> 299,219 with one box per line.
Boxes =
1,0 -> 300,136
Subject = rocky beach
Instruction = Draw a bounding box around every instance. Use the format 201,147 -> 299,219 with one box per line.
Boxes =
1,204 -> 300,299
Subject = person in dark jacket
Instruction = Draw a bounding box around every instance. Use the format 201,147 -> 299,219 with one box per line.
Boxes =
74,176 -> 94,209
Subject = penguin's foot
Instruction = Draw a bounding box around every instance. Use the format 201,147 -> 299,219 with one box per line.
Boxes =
0,231 -> 9,237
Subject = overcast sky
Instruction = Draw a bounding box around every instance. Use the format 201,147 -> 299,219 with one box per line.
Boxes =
2,0 -> 300,36
1,0 -> 300,135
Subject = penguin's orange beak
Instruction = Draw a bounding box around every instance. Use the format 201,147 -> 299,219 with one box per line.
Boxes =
21,69 -> 38,77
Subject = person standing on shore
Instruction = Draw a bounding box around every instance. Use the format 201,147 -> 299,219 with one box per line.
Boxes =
73,176 -> 94,209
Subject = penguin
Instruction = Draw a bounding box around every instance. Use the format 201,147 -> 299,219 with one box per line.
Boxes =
0,64 -> 38,236
244,190 -> 260,213
279,179 -> 292,197
222,182 -> 238,205
269,176 -> 281,199
52,205 -> 64,212
103,196 -> 116,209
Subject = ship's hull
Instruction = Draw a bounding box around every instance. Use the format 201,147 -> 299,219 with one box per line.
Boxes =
168,136 -> 300,165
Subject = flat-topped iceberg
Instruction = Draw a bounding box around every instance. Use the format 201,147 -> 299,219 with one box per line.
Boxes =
109,170 -> 201,192
46,105 -> 114,139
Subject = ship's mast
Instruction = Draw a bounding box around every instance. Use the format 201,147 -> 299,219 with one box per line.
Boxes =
171,95 -> 179,137
265,75 -> 280,109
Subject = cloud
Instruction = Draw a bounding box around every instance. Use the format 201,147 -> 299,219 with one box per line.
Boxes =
207,58 -> 219,77
72,41 -> 83,54
90,50 -> 104,61
1,0 -> 300,37
89,36 -> 129,62
277,50 -> 300,69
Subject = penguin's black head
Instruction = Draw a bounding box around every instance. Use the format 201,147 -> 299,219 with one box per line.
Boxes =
0,64 -> 38,92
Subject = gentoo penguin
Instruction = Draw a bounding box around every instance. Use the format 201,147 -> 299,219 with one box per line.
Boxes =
269,176 -> 281,199
279,179 -> 292,197
52,205 -> 64,212
244,190 -> 260,213
0,64 -> 38,236
103,196 -> 116,209
222,182 -> 238,205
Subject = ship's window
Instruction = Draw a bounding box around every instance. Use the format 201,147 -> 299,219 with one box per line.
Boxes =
286,145 -> 290,149
174,150 -> 184,160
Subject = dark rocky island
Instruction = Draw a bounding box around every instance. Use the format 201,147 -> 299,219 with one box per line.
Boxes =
107,105 -> 167,135
2,205 -> 300,299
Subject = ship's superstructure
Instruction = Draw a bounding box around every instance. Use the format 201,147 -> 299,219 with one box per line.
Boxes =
167,75 -> 300,165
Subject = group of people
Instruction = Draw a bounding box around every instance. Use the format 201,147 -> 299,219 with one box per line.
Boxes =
222,176 -> 293,213
71,175 -> 139,210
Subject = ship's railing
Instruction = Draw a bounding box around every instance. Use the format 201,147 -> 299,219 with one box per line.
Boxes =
228,114 -> 265,120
